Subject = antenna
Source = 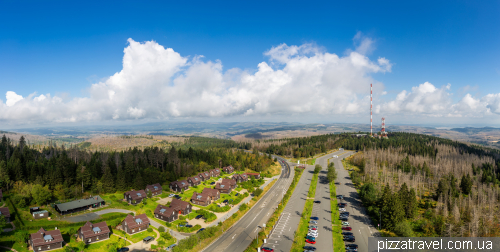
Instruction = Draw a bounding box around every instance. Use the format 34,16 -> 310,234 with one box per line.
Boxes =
381,117 -> 388,138
370,83 -> 373,137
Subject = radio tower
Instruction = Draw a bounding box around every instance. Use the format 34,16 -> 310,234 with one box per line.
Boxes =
381,117 -> 388,138
370,83 -> 373,137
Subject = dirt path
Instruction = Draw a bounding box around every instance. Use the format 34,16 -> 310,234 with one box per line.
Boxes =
0,246 -> 18,252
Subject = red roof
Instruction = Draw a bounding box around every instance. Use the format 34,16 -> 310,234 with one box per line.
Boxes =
0,207 -> 10,218
30,228 -> 64,247
203,188 -> 219,198
79,221 -> 110,239
170,198 -> 191,211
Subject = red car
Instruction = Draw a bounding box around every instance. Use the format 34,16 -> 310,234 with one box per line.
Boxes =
262,247 -> 274,252
309,228 -> 317,230
342,226 -> 352,231
306,239 -> 316,244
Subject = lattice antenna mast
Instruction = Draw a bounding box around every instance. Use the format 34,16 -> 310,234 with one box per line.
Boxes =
381,117 -> 386,134
370,83 -> 373,137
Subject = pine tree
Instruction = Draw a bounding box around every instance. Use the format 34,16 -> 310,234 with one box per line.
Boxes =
387,192 -> 405,231
115,166 -> 127,191
407,188 -> 418,219
134,171 -> 144,190
101,167 -> 115,193
460,174 -> 473,195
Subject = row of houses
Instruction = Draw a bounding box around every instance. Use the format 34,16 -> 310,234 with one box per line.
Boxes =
123,183 -> 163,205
169,167 -> 227,192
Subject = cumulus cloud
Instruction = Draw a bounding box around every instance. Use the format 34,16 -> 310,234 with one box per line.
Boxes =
1,36 -> 499,125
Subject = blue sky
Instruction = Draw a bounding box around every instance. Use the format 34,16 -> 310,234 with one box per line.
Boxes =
1,0 -> 500,126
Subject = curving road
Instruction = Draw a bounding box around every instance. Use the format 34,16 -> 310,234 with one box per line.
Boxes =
202,156 -> 292,252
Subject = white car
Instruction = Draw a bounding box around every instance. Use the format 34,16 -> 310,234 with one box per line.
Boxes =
309,221 -> 318,224
308,229 -> 318,233
342,222 -> 350,226
307,232 -> 318,237
333,155 -> 338,158
339,208 -> 346,211
168,194 -> 175,197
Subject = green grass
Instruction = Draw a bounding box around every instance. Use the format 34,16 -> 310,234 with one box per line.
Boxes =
127,229 -> 157,243
330,182 -> 346,252
308,174 -> 319,198
307,158 -> 317,165
290,199 -> 314,252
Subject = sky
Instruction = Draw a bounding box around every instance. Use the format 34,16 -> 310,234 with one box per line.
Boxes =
1,0 -> 500,127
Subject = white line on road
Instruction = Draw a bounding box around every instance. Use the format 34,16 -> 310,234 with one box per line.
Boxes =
232,234 -> 236,239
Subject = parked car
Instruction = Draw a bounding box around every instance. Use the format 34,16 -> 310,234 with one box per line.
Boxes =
303,246 -> 316,251
166,244 -> 177,250
309,227 -> 317,231
178,224 -> 185,227
168,194 -> 175,197
261,247 -> 274,252
344,236 -> 355,242
210,182 -> 216,185
308,225 -> 318,229
310,217 -> 319,220
174,195 -> 182,199
346,244 -> 358,249
306,236 -> 316,241
342,222 -> 350,226
143,236 -> 155,244
197,228 -> 205,233
346,249 -> 358,252
235,193 -> 239,196
117,248 -> 129,252
309,221 -> 317,224
186,224 -> 193,228
306,239 -> 316,244
342,226 -> 352,231
336,195 -> 343,199
339,208 -> 346,211
314,201 -> 321,204
338,203 -> 347,207
195,215 -> 204,219
342,232 -> 353,236
223,199 -> 228,203
307,232 -> 318,238
340,212 -> 350,216
340,217 -> 348,221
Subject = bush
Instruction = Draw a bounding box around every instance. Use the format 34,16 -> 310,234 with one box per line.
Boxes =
165,222 -> 172,228
314,165 -> 322,174
158,226 -> 165,232
394,221 -> 414,237
160,231 -> 172,240
253,188 -> 263,197
147,227 -> 153,232
239,204 -> 247,211
179,215 -> 186,220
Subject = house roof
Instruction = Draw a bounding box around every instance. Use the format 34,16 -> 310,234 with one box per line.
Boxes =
146,183 -> 162,192
32,210 -> 48,215
170,180 -> 189,188
170,198 -> 191,211
55,196 -> 104,212
215,181 -> 231,190
199,172 -> 210,179
0,207 -> 10,218
124,190 -> 147,201
222,178 -> 236,186
191,192 -> 210,202
188,176 -> 200,183
30,228 -> 63,247
122,214 -> 150,229
203,188 -> 219,197
154,204 -> 176,218
80,221 -> 110,239
245,172 -> 260,176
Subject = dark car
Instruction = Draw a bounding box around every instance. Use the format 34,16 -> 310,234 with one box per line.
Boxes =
342,232 -> 353,236
210,182 -> 216,185
262,247 -> 274,252
186,224 -> 193,228
195,215 -> 203,219
117,248 -> 129,252
235,193 -> 239,196
337,195 -> 343,199
346,244 -> 358,249
178,224 -> 185,227
344,236 -> 355,242
340,217 -> 348,221
303,246 -> 316,251
314,201 -> 321,203
338,203 -> 347,207
197,228 -> 205,233
143,236 -> 155,244
223,199 -> 228,203
306,236 -> 316,241
166,244 -> 177,250
310,217 -> 319,220
174,195 -> 182,199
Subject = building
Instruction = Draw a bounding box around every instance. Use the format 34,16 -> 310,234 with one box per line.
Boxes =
78,221 -> 110,244
211,168 -> 221,177
124,190 -> 147,205
30,207 -> 49,219
191,192 -> 211,206
30,228 -> 64,251
222,166 -> 235,174
245,173 -> 261,179
202,188 -> 220,201
121,214 -> 150,235
214,182 -> 232,194
170,198 -> 192,215
169,180 -> 189,192
187,176 -> 201,187
222,178 -> 237,189
145,183 -> 162,196
54,196 -> 105,215
198,172 -> 211,181
0,207 -> 11,222
232,173 -> 249,183
154,204 -> 178,223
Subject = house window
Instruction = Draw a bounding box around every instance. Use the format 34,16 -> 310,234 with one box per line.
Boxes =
48,246 -> 50,249
38,247 -> 41,251
39,214 -> 43,217
88,239 -> 91,242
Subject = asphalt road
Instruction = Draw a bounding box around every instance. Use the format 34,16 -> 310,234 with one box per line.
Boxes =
332,151 -> 379,252
202,156 -> 293,252
266,150 -> 344,252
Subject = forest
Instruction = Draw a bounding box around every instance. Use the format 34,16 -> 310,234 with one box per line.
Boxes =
0,135 -> 271,207
344,132 -> 500,237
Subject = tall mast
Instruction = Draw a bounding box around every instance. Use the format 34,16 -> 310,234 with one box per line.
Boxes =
370,83 -> 373,137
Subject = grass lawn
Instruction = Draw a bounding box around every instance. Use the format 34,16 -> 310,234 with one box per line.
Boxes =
308,173 -> 318,198
128,229 -> 157,243
84,235 -> 131,251
306,158 -> 316,165
330,182 -> 346,252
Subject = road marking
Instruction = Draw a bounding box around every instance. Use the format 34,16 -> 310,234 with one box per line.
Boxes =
232,234 -> 236,239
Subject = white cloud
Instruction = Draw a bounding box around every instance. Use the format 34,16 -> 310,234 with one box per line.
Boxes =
1,36 -> 499,126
